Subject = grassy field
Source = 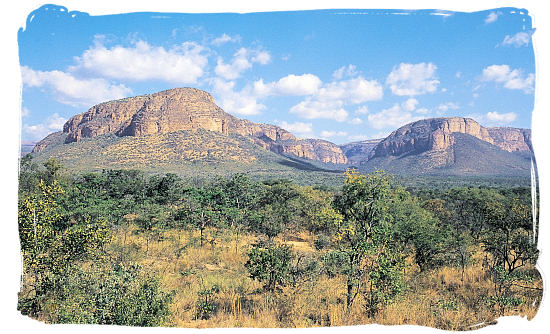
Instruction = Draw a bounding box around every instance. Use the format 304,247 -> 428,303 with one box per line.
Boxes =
101,225 -> 541,329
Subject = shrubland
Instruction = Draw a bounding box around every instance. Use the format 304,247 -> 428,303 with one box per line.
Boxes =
17,155 -> 542,329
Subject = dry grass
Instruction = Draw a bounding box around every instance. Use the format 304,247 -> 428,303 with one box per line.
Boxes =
105,226 -> 543,329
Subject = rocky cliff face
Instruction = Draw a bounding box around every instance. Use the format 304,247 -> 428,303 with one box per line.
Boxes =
37,88 -> 348,164
370,117 -> 531,159
487,127 -> 532,152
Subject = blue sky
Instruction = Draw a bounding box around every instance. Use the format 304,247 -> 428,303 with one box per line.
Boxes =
18,5 -> 535,144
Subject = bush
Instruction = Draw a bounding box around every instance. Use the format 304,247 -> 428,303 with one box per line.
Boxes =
245,242 -> 294,291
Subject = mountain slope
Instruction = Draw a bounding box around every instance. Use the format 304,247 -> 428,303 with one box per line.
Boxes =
30,129 -> 347,185
36,88 -> 347,164
359,118 -> 533,176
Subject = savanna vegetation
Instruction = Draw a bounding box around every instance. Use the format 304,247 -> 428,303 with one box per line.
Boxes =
17,155 -> 542,329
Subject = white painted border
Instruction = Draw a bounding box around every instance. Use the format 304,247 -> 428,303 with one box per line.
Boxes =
2,1 -> 548,333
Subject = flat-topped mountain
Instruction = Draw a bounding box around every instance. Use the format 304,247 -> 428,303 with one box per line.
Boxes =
370,117 -> 531,159
359,117 -> 533,176
35,88 -> 348,164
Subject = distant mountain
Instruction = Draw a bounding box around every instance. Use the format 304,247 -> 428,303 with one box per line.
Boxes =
339,139 -> 382,165
29,89 -> 534,180
20,141 -> 37,155
357,117 -> 533,176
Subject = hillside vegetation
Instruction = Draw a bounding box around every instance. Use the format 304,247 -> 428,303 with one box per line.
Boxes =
17,156 -> 542,329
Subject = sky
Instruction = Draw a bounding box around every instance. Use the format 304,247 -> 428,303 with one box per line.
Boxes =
18,5 -> 536,144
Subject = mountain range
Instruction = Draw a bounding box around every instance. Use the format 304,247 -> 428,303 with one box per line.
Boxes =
28,87 -> 534,183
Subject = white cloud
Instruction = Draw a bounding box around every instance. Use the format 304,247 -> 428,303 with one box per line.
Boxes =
468,111 -> 517,126
318,77 -> 383,104
367,104 -> 423,129
215,47 -> 271,80
332,64 -> 358,80
289,76 -> 382,122
70,39 -> 208,84
211,78 -> 265,116
275,74 -> 321,95
354,106 -> 369,114
486,111 -> 517,123
402,98 -> 419,112
386,62 -> 439,96
484,11 -> 501,24
276,121 -> 314,137
437,102 -> 459,112
21,66 -> 132,107
252,51 -> 271,65
21,107 -> 30,118
254,74 -> 322,96
349,117 -> 363,125
501,31 -> 533,47
290,99 -> 349,122
211,33 -> 240,46
22,113 -> 67,140
415,107 -> 430,115
481,64 -> 534,93
320,130 -> 347,139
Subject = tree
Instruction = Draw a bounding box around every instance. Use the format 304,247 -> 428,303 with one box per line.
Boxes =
53,264 -> 174,326
483,196 -> 538,274
18,179 -> 110,317
175,188 -> 220,247
333,169 -> 406,312
245,242 -> 294,291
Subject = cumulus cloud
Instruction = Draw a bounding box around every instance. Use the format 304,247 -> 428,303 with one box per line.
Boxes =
317,77 -> 383,104
253,74 -> 322,96
367,103 -> 423,129
386,62 -> 439,96
22,113 -> 67,140
320,130 -> 347,139
211,78 -> 265,116
70,39 -> 208,84
332,65 -> 358,80
276,121 -> 314,137
501,31 -> 533,47
484,11 -> 501,24
289,75 -> 383,122
468,111 -> 517,126
348,117 -> 363,125
481,64 -> 534,93
21,66 -> 132,106
437,102 -> 459,112
354,106 -> 369,114
402,98 -> 419,112
211,33 -> 241,46
416,107 -> 430,115
215,47 -> 271,80
290,99 -> 349,122
486,111 -> 517,123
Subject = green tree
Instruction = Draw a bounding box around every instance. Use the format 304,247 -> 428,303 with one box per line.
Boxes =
18,179 -> 110,317
333,169 -> 410,313
53,264 -> 173,326
245,242 -> 294,291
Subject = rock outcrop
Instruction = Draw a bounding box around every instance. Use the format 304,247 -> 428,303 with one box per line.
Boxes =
370,117 -> 531,160
487,127 -> 532,153
36,88 -> 348,164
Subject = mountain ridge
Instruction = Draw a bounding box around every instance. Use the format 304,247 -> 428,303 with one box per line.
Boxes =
30,88 -> 533,178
